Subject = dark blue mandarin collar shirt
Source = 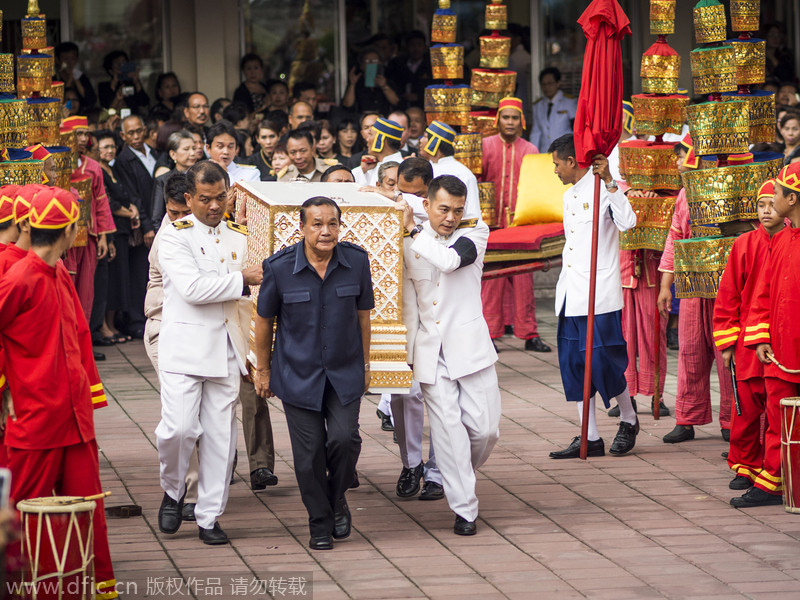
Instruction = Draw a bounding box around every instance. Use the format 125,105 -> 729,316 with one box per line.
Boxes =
257,240 -> 375,410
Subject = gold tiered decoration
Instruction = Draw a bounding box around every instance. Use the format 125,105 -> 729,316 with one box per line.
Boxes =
620,195 -> 677,251
237,182 -> 412,393
674,236 -> 735,299
485,1 -> 507,30
730,0 -> 760,32
21,17 -> 47,50
431,0 -> 457,44
631,94 -> 688,136
731,40 -> 766,85
721,91 -> 775,144
479,34 -> 510,69
430,45 -> 464,79
693,0 -> 727,44
0,54 -> 14,94
650,0 -> 676,35
454,133 -> 482,175
690,46 -> 737,95
641,45 -> 680,95
27,98 -> 61,145
424,85 -> 471,127
618,141 -> 682,191
0,99 -> 30,148
471,69 -> 516,107
682,156 -> 784,225
467,111 -> 498,137
48,146 -> 73,191
478,183 -> 497,228
686,101 -> 750,156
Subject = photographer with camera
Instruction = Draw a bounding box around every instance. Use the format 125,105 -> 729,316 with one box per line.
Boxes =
98,50 -> 150,115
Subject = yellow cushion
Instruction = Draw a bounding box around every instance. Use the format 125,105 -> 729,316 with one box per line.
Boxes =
512,153 -> 568,226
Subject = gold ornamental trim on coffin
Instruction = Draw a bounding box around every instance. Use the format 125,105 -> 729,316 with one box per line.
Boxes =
485,2 -> 507,30
454,132 -> 483,175
26,97 -> 61,145
424,85 -> 471,128
431,14 -> 457,44
618,140 -> 682,191
619,195 -> 677,251
686,100 -> 750,156
430,44 -> 464,79
0,99 -> 30,148
682,155 -> 784,225
674,236 -> 735,299
479,35 -> 511,69
236,181 -> 412,393
690,46 -> 736,94
650,0 -> 676,35
0,160 -> 43,186
730,0 -> 760,32
0,54 -> 14,94
478,182 -> 497,228
693,2 -> 727,44
631,94 -> 688,136
466,110 -> 498,137
722,91 -> 775,144
730,39 -> 766,85
48,146 -> 72,190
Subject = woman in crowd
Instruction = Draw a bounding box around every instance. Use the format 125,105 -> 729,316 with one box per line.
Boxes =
335,117 -> 363,170
778,111 -> 800,163
98,50 -> 149,114
233,53 -> 269,114
247,119 -> 281,181
154,72 -> 182,114
95,129 -> 137,345
316,120 -> 337,160
210,98 -> 231,124
151,130 -> 199,227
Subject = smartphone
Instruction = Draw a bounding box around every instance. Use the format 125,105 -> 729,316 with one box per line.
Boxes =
120,61 -> 136,75
122,86 -> 135,98
364,63 -> 378,88
0,468 -> 10,509
120,108 -> 132,119
65,100 -> 73,111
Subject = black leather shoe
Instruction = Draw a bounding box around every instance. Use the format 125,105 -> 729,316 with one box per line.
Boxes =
609,419 -> 639,456
309,535 -> 333,550
730,487 -> 783,508
608,398 -> 638,417
396,463 -> 424,498
349,471 -> 360,489
721,428 -> 731,442
504,325 -> 514,336
454,515 -> 477,536
376,408 -> 394,431
158,492 -> 183,534
93,351 -> 106,362
333,497 -> 351,540
230,450 -> 237,485
730,475 -> 754,490
93,336 -> 114,347
653,398 -> 670,417
663,425 -> 694,443
549,436 -> 605,459
524,337 -> 552,352
181,503 -> 196,522
198,522 -> 229,545
419,481 -> 445,501
721,451 -> 729,459
128,327 -> 145,340
250,468 -> 278,490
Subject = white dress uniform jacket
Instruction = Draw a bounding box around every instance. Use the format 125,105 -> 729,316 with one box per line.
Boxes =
158,214 -> 249,378
555,170 -> 637,318
404,220 -> 497,385
432,156 -> 482,220
227,161 -> 261,185
529,90 -> 578,153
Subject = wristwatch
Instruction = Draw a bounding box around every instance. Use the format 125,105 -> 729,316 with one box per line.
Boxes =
409,224 -> 423,238
605,179 -> 618,191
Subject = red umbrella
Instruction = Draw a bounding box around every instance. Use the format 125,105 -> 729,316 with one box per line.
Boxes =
573,0 -> 631,459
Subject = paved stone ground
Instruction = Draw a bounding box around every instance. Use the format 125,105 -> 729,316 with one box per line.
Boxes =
95,306 -> 800,600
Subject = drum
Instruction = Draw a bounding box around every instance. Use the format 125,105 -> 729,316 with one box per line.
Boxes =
17,496 -> 96,600
780,397 -> 800,514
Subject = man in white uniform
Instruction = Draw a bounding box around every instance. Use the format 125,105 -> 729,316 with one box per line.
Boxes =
399,175 -> 501,535
156,161 -> 263,545
529,67 -> 578,154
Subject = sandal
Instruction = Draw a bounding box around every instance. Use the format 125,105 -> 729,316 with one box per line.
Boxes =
111,334 -> 128,344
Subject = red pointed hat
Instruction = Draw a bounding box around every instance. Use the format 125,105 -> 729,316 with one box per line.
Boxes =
777,163 -> 800,193
25,144 -> 52,161
29,186 -> 80,229
728,152 -> 753,165
0,185 -> 19,224
680,133 -> 700,169
495,97 -> 526,130
14,184 -> 45,223
757,179 -> 776,200
60,116 -> 89,134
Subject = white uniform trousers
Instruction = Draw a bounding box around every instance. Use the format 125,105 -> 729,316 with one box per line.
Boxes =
390,381 -> 441,484
420,355 -> 501,521
377,393 -> 393,422
156,340 -> 241,529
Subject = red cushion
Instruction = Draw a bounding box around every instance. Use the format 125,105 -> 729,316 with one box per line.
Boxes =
487,223 -> 565,251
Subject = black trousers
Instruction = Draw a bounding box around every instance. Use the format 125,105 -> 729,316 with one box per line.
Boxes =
282,380 -> 361,537
126,243 -> 149,329
89,255 -> 108,337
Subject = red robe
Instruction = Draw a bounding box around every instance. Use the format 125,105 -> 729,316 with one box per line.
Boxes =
0,252 -> 116,598
744,225 -> 800,495
64,156 -> 116,321
480,134 -> 541,340
713,225 -> 772,482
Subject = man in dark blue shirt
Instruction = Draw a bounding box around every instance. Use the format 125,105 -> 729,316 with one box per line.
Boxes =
254,196 -> 374,551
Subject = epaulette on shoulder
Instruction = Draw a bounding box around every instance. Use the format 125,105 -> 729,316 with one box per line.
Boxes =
277,165 -> 290,179
237,162 -> 257,169
267,244 -> 296,263
227,220 -> 248,235
533,98 -> 543,105
322,158 -> 339,166
172,220 -> 194,230
457,218 -> 479,229
339,240 -> 368,254
563,93 -> 575,99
